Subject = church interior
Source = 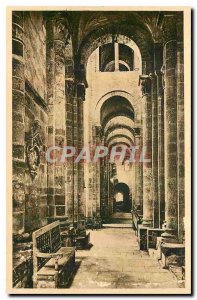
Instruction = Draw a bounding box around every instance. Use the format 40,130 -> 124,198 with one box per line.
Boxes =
12,10 -> 186,290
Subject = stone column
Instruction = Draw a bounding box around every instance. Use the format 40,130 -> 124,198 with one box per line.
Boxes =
162,25 -> 178,242
154,43 -> 165,228
72,82 -> 86,222
73,93 -> 79,223
150,72 -> 159,228
177,17 -> 185,242
139,75 -> 153,227
134,129 -> 143,213
114,42 -> 119,71
77,95 -> 85,219
46,15 -> 68,219
65,80 -> 75,223
12,11 -> 26,234
100,155 -> 108,219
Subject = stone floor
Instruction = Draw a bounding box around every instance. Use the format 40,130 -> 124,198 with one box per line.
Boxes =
69,227 -> 180,289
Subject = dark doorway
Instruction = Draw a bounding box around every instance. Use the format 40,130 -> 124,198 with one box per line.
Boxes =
113,183 -> 131,213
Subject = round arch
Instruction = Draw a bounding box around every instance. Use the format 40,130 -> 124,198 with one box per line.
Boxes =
104,59 -> 131,72
108,138 -> 132,149
77,25 -> 153,73
104,124 -> 136,140
105,128 -> 135,145
109,141 -> 131,150
95,90 -> 141,121
106,134 -> 134,147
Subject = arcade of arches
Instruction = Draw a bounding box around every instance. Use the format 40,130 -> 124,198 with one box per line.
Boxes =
12,10 -> 186,287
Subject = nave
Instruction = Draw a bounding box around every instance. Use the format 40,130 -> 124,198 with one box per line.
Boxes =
70,225 -> 180,289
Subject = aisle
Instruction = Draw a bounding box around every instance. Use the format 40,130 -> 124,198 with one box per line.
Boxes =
69,228 -> 179,289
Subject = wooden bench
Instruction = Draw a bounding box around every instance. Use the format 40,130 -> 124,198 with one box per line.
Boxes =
75,233 -> 90,249
32,221 -> 75,288
75,220 -> 90,249
85,217 -> 102,230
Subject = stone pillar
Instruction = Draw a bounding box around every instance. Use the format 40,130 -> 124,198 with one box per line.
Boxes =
65,80 -> 75,223
162,26 -> 178,242
12,11 -> 26,234
73,94 -> 79,223
71,82 -> 86,223
91,126 -> 101,217
134,129 -> 143,213
155,43 -> 165,228
46,15 -> 68,219
150,72 -> 159,228
139,75 -> 153,227
77,95 -> 85,219
106,159 -> 110,218
114,42 -> 119,71
177,17 -> 185,242
100,155 -> 108,219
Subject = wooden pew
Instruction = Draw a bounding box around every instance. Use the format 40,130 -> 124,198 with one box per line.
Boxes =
75,220 -> 90,250
32,221 -> 75,288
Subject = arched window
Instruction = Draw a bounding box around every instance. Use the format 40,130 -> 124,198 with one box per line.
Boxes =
99,42 -> 134,72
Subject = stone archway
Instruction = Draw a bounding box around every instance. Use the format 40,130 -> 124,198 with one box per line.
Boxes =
114,182 -> 131,213
95,90 -> 141,122
77,26 -> 153,74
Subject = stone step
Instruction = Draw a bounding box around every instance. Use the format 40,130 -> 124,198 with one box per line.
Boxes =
103,223 -> 133,228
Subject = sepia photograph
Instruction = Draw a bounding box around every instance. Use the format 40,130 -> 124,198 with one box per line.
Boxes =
6,6 -> 191,294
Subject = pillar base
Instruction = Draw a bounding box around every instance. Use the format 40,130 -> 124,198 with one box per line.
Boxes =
142,219 -> 153,227
138,225 -> 148,250
160,242 -> 185,269
161,229 -> 178,243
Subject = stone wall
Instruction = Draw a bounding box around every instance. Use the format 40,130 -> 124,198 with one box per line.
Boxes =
13,11 -> 48,234
24,86 -> 48,231
24,12 -> 47,100
24,12 -> 48,231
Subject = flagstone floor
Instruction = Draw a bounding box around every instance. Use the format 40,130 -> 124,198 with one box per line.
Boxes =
69,227 -> 180,289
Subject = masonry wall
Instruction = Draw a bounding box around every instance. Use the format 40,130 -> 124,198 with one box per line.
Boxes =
24,12 -> 47,99
24,12 -> 48,231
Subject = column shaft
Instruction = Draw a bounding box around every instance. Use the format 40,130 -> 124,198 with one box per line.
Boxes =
140,76 -> 153,227
151,74 -> 159,228
134,134 -> 143,212
73,95 -> 79,222
114,42 -> 119,71
46,17 -> 66,218
12,11 -> 26,234
157,73 -> 165,228
177,20 -> 185,242
77,97 -> 85,219
163,39 -> 178,240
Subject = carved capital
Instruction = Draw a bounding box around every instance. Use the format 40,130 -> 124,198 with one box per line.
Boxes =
138,75 -> 151,97
162,14 -> 177,44
149,73 -> 157,81
77,83 -> 86,101
152,29 -> 163,44
45,12 -> 70,45
53,19 -> 70,45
